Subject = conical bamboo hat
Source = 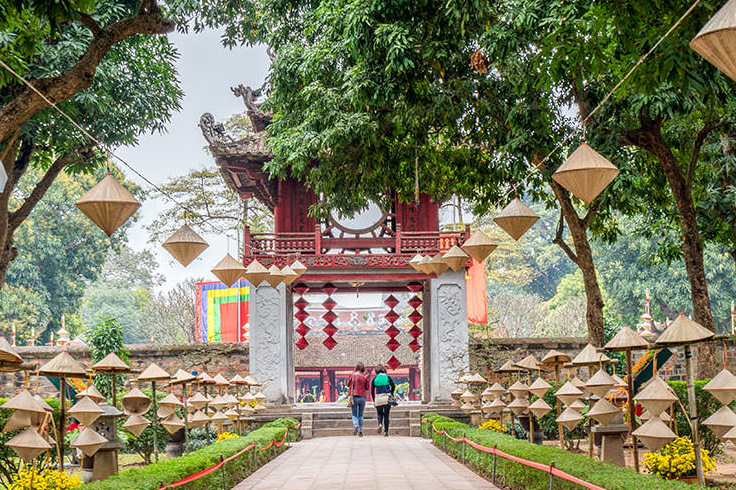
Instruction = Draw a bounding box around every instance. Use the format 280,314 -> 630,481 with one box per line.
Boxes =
1,390 -> 48,414
540,350 -> 571,366
507,397 -> 529,415
78,384 -> 106,404
159,393 -> 183,408
39,351 -> 87,378
213,374 -> 230,386
460,401 -> 475,415
210,394 -> 228,409
703,405 -> 736,439
634,376 -> 677,416
244,260 -> 269,286
721,422 -> 736,444
481,401 -> 494,415
417,255 -> 433,274
690,0 -> 736,83
570,376 -> 587,395
4,411 -> 34,433
225,394 -> 239,407
571,344 -> 611,367
33,394 -> 53,413
428,253 -> 449,275
488,398 -> 506,414
76,173 -> 141,237
493,198 -> 539,241
0,337 -> 22,364
281,265 -> 299,285
210,411 -> 229,425
137,363 -> 170,382
585,369 -> 616,398
556,407 -> 584,430
224,408 -> 239,420
528,398 -> 552,418
244,375 -> 260,386
254,391 -> 266,401
162,224 -> 209,267
468,373 -> 487,384
632,416 -> 676,452
514,354 -> 543,372
239,403 -> 255,416
604,326 -> 648,351
457,373 -> 473,384
611,374 -> 627,389
212,254 -> 246,287
169,369 -> 197,386
570,399 -> 586,411
409,254 -> 424,272
587,398 -> 621,426
162,413 -> 185,434
7,427 -> 52,462
189,410 -> 210,428
69,396 -> 104,426
529,377 -> 552,398
121,388 -> 151,415
460,230 -> 497,262
508,381 -> 529,398
704,369 -> 736,405
552,143 -> 619,205
451,388 -> 463,400
555,381 -> 584,406
265,264 -> 285,288
198,372 -> 216,385
290,259 -> 307,277
497,359 -> 517,373
481,386 -> 495,401
241,392 -> 256,403
188,392 -> 208,410
488,382 -> 506,398
230,374 -> 247,385
92,352 -> 130,373
442,246 -> 470,272
460,390 -> 478,402
655,313 -> 715,346
157,406 -> 175,419
122,414 -> 150,436
71,427 -> 107,457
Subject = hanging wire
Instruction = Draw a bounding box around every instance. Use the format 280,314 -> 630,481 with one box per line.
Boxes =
0,58 -> 239,242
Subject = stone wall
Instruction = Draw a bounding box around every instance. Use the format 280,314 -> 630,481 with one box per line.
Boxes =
0,343 -> 249,398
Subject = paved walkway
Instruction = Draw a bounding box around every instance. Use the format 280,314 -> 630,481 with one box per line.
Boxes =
232,435 -> 500,490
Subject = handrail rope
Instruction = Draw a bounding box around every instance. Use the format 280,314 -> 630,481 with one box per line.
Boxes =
430,423 -> 608,490
157,425 -> 295,490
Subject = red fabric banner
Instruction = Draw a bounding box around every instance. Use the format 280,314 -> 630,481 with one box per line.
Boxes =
466,258 -> 488,324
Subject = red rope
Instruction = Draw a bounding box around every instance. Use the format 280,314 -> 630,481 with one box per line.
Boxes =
430,424 -> 608,490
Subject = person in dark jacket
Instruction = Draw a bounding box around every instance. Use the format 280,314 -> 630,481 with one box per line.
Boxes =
371,364 -> 395,436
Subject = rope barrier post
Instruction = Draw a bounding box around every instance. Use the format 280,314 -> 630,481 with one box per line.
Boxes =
272,442 -> 277,460
461,433 -> 466,464
443,432 -> 447,452
548,462 -> 555,490
252,445 -> 257,472
491,445 -> 497,484
220,455 -> 227,490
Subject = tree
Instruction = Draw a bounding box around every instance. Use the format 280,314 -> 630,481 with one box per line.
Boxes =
0,0 -> 181,288
146,278 -> 201,343
85,316 -> 129,399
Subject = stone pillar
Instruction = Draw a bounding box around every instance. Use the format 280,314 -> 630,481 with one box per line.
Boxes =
427,270 -> 469,401
249,283 -> 294,404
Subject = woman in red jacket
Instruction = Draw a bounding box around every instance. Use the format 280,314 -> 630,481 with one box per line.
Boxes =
347,362 -> 370,437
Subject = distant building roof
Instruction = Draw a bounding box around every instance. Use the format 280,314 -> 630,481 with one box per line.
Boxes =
295,331 -> 419,368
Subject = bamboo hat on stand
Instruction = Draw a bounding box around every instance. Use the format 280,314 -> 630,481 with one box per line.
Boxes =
704,369 -> 736,405
137,363 -> 170,383
587,398 -> 621,426
92,352 -> 131,373
632,417 -> 676,452
654,313 -> 715,347
0,337 -> 23,365
528,398 -> 552,418
7,427 -> 52,462
604,326 -> 648,351
556,407 -> 584,430
39,351 -> 88,378
71,427 -> 107,457
77,385 -> 107,404
169,369 -> 197,386
122,414 -> 150,436
703,405 -> 736,439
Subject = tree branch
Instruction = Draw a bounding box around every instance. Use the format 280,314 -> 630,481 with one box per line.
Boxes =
582,198 -> 602,228
78,13 -> 102,37
553,211 -> 578,265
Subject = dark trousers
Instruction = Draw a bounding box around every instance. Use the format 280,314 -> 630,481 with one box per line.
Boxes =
377,404 -> 391,433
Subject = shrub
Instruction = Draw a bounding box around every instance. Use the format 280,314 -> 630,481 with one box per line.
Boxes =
422,413 -> 693,490
85,418 -> 299,490
8,467 -> 81,490
643,437 -> 717,479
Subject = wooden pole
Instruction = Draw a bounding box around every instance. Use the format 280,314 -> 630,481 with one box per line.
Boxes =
58,376 -> 66,472
204,385 -> 212,445
684,345 -> 704,486
112,375 -> 117,408
587,366 -> 595,459
554,364 -> 563,449
182,382 -> 189,452
625,349 -> 640,472
151,381 -> 159,463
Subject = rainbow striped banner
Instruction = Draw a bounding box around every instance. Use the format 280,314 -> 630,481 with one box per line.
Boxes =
195,280 -> 250,343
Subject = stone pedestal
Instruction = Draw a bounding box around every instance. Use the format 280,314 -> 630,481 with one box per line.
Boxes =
426,271 -> 469,402
591,424 -> 629,467
249,283 -> 294,403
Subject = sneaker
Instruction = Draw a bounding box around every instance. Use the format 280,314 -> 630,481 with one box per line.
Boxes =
359,431 -> 364,437
377,424 -> 383,435
354,426 -> 358,436
384,431 -> 389,437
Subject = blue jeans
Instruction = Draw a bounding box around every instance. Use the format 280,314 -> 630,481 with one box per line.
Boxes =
351,396 -> 366,431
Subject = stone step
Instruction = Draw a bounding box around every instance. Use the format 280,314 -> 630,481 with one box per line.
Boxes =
311,426 -> 411,438
313,418 -> 410,429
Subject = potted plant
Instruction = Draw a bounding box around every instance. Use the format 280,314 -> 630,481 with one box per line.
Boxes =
643,436 -> 717,483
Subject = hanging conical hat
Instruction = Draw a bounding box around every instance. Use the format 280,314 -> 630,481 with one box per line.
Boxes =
189,410 -> 210,428
704,369 -> 736,405
481,386 -> 495,401
571,344 -> 611,367
4,411 -> 34,433
528,377 -> 552,398
68,396 -> 104,426
611,374 -> 627,389
703,405 -> 736,439
488,382 -> 506,398
137,363 -> 170,382
493,198 -> 539,241
416,255 -> 432,274
540,350 -> 571,366
188,392 -> 208,410
555,381 -> 584,407
457,373 -> 473,384
162,224 -> 209,267
460,230 -> 497,262
210,411 -> 229,426
33,394 -> 53,413
92,352 -> 131,373
78,384 -> 106,404
281,265 -> 299,285
241,392 -> 256,404
211,254 -> 246,287
507,397 -> 529,415
468,373 -> 487,384
290,259 -> 307,277
254,391 -> 266,401
39,351 -> 87,378
1,390 -> 48,414
528,398 -> 552,418
0,337 -> 22,364
239,403 -> 255,415
122,414 -> 150,436
428,253 -> 449,275
157,405 -> 175,419
451,387 -> 463,400
198,372 -> 216,385
497,360 -> 517,373
161,413 -> 185,434
587,398 -> 621,426
169,369 -> 197,386
7,427 -> 52,462
585,369 -> 616,398
604,326 -> 648,351
460,390 -> 478,403
76,173 -> 141,237
230,374 -> 247,385
213,374 -> 230,386
634,376 -> 677,417
488,398 -> 506,415
244,375 -> 260,386
224,408 -> 239,420
210,395 -> 228,410
569,399 -> 586,411
409,254 -> 424,272
244,260 -> 269,286
508,381 -> 529,398
265,264 -> 285,288
442,246 -> 470,272
556,407 -> 584,430
460,401 -> 476,415
481,401 -> 494,415
159,393 -> 183,409
570,376 -> 587,393
121,388 -> 151,415
690,0 -> 736,83
632,416 -> 676,452
514,354 -> 541,372
552,143 -> 620,205
71,427 -> 107,457
655,313 -> 715,346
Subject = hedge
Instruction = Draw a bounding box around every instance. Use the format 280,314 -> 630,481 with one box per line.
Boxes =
422,413 -> 696,490
84,417 -> 300,490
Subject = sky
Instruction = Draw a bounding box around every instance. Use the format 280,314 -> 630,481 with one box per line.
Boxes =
115,29 -> 270,291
